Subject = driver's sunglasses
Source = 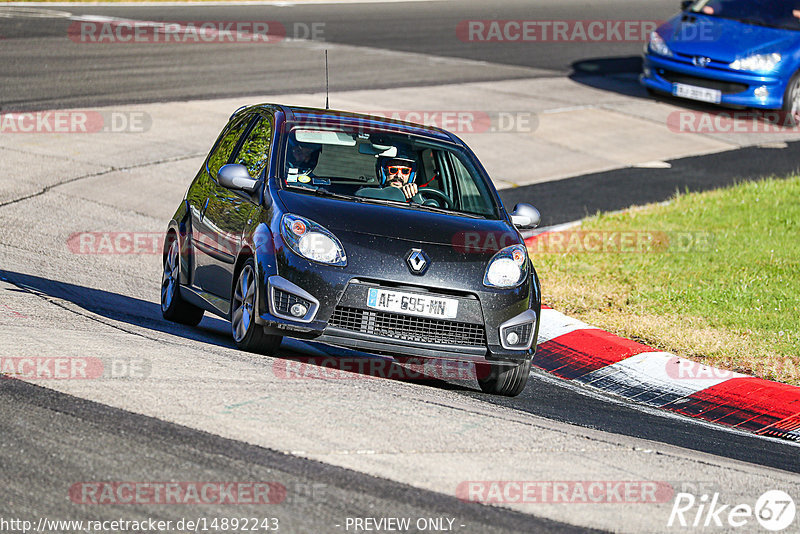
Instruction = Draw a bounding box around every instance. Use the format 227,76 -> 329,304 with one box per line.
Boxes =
387,165 -> 412,177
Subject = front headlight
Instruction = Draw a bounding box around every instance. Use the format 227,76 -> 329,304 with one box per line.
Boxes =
648,31 -> 673,57
280,214 -> 347,266
729,53 -> 781,73
484,244 -> 529,289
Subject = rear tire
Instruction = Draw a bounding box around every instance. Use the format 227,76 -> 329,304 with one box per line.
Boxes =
161,236 -> 204,326
231,258 -> 282,354
477,358 -> 532,397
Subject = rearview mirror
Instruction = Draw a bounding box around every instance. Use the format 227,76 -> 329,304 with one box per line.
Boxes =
218,164 -> 258,193
358,143 -> 396,156
510,203 -> 540,230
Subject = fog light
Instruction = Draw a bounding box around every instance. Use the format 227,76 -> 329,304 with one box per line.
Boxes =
506,332 -> 520,346
754,86 -> 768,99
290,303 -> 308,318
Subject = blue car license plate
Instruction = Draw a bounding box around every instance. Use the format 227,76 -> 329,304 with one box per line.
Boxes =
673,83 -> 721,104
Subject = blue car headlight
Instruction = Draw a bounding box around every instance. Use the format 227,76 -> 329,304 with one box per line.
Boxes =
281,214 -> 347,266
729,53 -> 781,73
484,244 -> 529,289
648,31 -> 673,57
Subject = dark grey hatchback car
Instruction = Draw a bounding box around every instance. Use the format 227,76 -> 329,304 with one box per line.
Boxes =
161,104 -> 542,396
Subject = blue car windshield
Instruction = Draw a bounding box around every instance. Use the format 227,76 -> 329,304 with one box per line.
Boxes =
281,126 -> 500,219
690,0 -> 800,31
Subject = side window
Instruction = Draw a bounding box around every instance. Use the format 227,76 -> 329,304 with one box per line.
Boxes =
207,115 -> 252,178
450,155 -> 495,217
233,114 -> 274,179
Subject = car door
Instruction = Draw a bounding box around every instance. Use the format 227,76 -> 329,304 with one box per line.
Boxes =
203,111 -> 275,299
188,113 -> 254,297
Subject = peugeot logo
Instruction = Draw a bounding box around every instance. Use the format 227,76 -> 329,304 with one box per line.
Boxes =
406,249 -> 430,275
692,56 -> 711,68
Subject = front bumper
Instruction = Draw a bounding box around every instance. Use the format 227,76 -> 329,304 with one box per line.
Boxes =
641,53 -> 786,109
256,273 -> 539,364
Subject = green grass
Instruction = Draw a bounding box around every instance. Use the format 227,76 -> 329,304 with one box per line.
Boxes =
533,175 -> 800,384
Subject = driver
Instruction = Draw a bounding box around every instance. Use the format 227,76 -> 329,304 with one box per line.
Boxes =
356,156 -> 425,203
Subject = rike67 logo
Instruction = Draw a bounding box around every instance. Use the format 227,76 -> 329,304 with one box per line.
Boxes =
668,490 -> 796,531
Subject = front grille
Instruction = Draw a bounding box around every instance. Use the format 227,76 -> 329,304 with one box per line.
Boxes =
658,69 -> 748,94
273,288 -> 312,316
329,306 -> 486,347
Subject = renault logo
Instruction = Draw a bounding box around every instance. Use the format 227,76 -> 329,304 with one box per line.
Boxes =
406,249 -> 430,275
692,56 -> 711,67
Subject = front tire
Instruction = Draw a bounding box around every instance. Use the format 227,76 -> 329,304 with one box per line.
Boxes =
231,259 -> 281,354
477,358 -> 532,397
161,236 -> 204,326
781,71 -> 800,126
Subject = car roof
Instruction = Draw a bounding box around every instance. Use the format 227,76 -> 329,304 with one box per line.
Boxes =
239,103 -> 460,145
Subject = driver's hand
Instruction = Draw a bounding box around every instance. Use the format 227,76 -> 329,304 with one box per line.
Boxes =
401,183 -> 418,201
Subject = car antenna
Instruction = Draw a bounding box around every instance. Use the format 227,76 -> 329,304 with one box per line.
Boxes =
324,49 -> 330,110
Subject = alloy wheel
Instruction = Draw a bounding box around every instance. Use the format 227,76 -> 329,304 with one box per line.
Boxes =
161,239 -> 179,312
232,264 -> 256,343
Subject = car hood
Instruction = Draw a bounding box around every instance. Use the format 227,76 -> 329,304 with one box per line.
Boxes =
661,14 -> 800,63
277,189 -> 518,248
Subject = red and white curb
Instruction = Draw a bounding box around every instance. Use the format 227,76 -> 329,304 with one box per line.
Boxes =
534,305 -> 800,441
524,223 -> 800,442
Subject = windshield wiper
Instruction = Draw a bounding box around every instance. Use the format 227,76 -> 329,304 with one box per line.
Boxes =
287,185 -> 363,202
311,188 -> 358,201
402,202 -> 487,219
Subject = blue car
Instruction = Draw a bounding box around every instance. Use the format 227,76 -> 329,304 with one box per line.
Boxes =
641,0 -> 800,119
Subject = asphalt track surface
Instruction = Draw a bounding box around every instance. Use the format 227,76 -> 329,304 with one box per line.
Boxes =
1,378 -> 583,534
499,139 -> 800,227
3,0 -> 800,532
0,0 -> 677,111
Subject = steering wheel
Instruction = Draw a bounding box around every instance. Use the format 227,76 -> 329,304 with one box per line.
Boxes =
418,188 -> 454,209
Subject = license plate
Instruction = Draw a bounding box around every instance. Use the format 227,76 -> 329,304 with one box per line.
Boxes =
673,83 -> 721,104
366,288 -> 458,319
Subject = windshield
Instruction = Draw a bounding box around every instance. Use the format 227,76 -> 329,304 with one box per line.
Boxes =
281,125 -> 500,219
689,0 -> 800,31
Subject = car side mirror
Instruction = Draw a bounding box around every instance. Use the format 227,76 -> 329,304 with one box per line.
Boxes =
218,164 -> 258,193
680,0 -> 693,10
510,203 -> 540,230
